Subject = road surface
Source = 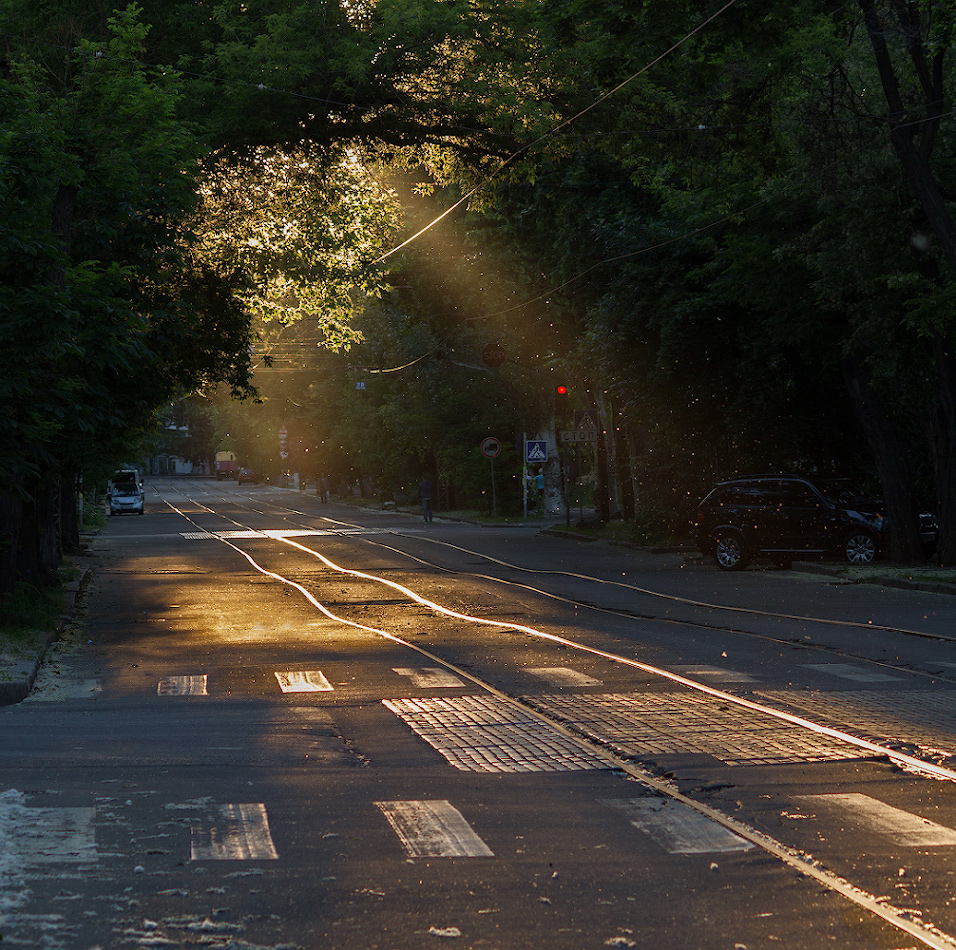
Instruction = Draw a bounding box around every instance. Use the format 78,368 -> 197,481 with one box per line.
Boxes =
4,476 -> 956,949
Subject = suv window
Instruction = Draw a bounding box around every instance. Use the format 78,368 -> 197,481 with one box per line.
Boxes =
779,485 -> 821,507
718,481 -> 783,507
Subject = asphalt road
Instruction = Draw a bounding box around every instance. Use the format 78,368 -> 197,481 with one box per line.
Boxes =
4,476 -> 956,949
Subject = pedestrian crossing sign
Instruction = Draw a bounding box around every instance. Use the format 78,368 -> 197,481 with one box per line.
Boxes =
526,440 -> 547,463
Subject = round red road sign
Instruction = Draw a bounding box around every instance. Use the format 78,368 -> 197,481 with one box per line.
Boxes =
480,437 -> 502,458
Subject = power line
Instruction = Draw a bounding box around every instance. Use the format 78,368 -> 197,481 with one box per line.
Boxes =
373,0 -> 743,264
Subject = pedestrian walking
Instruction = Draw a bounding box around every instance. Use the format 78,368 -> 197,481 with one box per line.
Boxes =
417,477 -> 433,523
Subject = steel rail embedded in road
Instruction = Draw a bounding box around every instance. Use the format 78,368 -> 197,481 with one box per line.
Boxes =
187,486 -> 956,690
214,485 -> 956,644
163,485 -> 956,766
152,485 -> 956,950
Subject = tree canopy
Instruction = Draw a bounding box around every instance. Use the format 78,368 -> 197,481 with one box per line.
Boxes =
4,0 -> 956,595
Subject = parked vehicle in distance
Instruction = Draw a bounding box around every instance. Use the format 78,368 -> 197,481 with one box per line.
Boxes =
109,482 -> 144,516
696,474 -> 887,571
237,468 -> 258,484
109,469 -> 142,492
215,451 -> 238,480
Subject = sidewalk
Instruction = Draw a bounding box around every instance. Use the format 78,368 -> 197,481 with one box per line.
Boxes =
0,559 -> 96,706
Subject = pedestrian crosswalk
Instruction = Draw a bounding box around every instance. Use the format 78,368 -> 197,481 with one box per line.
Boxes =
274,670 -> 333,692
158,674 -> 208,696
6,789 -> 954,875
37,662 -> 956,776
190,802 -> 280,860
799,793 -> 956,846
604,798 -> 753,854
375,800 -> 494,857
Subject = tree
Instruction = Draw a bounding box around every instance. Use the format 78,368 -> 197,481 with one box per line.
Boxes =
0,5 -> 256,593
856,0 -> 956,562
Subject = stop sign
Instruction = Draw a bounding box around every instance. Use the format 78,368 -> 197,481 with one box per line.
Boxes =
481,342 -> 505,368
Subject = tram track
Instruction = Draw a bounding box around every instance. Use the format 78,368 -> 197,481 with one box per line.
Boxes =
160,481 -> 956,685
154,482 -> 956,950
159,484 -> 956,774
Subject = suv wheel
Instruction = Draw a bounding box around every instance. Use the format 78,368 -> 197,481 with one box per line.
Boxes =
844,530 -> 876,565
714,531 -> 749,571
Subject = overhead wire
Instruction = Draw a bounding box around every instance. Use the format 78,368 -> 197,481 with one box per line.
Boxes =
9,11 -> 949,381
373,0 -> 743,264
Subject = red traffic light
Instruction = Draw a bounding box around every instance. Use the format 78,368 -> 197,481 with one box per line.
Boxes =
556,385 -> 568,396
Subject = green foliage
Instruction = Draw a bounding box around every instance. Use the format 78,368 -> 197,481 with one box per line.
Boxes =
0,580 -> 63,641
0,2 -> 257,496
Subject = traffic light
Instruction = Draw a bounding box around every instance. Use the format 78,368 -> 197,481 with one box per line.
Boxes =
556,384 -> 568,397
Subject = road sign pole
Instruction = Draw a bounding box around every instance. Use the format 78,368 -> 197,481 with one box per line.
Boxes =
522,433 -> 528,520
480,437 -> 502,518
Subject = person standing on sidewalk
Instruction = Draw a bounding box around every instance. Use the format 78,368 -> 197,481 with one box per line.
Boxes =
417,477 -> 433,523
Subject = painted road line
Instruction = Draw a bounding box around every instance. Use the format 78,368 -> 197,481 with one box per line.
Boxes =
800,794 -> 956,846
6,806 -> 98,864
393,667 -> 465,688
275,670 -> 333,692
158,674 -> 208,696
191,803 -> 279,860
801,663 -> 902,683
604,798 -> 754,854
526,667 -> 601,686
671,665 -> 757,683
376,800 -> 494,858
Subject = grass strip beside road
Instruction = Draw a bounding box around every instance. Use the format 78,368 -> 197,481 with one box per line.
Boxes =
0,561 -> 88,693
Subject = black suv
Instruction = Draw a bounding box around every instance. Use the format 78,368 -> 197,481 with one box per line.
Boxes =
696,475 -> 886,571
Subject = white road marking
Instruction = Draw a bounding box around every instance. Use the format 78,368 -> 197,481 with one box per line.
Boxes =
274,670 -> 333,692
190,803 -> 279,860
526,667 -> 601,686
393,667 -> 464,688
801,663 -> 902,683
181,528 -> 389,540
6,806 -> 98,864
157,501 -> 956,950
671,665 -> 757,683
376,800 -> 494,857
800,794 -> 956,846
158,675 -> 208,696
604,798 -> 754,854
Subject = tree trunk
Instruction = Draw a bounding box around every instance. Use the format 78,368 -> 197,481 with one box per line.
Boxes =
615,414 -> 636,522
16,480 -> 62,588
61,475 -> 81,556
0,482 -> 23,597
842,356 -> 925,563
929,334 -> 956,564
859,0 -> 956,563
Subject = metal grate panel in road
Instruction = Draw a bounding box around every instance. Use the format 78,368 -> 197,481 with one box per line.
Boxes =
757,689 -> 956,758
529,692 -> 864,767
383,696 -> 611,773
